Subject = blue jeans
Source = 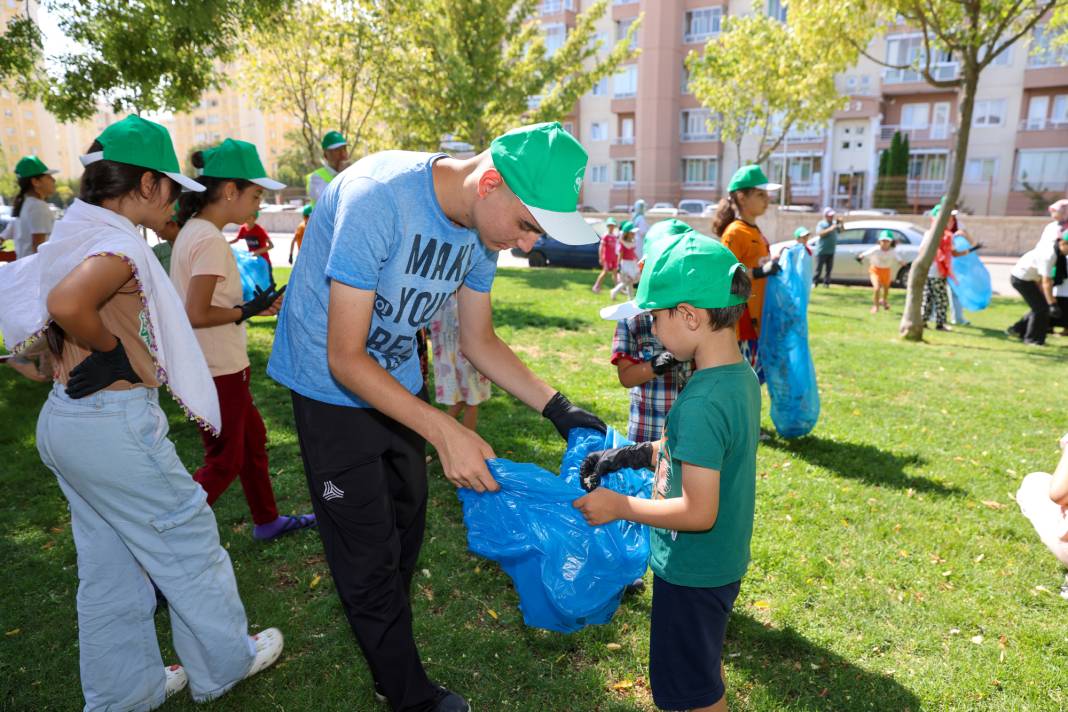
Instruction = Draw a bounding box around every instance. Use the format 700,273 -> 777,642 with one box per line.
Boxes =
36,384 -> 255,711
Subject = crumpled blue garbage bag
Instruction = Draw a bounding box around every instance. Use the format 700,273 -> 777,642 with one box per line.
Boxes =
949,234 -> 992,311
457,427 -> 653,633
231,246 -> 272,302
759,244 -> 820,438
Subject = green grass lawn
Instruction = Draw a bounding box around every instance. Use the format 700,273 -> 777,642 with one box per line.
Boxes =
2,267 -> 1067,711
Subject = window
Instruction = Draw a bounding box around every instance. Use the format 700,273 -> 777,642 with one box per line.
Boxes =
1053,95 -> 1068,124
614,160 -> 635,184
900,103 -> 929,128
680,109 -> 715,141
590,122 -> 607,141
842,141 -> 851,149
972,99 -> 1006,127
613,65 -> 637,97
1015,150 -> 1068,190
885,34 -> 955,82
766,155 -> 822,185
616,19 -> 638,50
964,158 -> 998,183
591,77 -> 608,96
682,157 -> 718,186
684,8 -> 722,43
619,117 -> 635,142
837,228 -> 867,245
540,0 -> 574,13
681,64 -> 691,94
1029,26 -> 1068,68
767,0 -> 787,23
590,164 -> 608,184
1026,95 -> 1049,129
979,45 -> 1011,66
908,153 -> 947,181
544,23 -> 566,56
22,110 -> 32,120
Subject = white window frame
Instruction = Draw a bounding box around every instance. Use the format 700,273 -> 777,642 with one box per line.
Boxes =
684,7 -> 722,43
613,65 -> 638,98
900,102 -> 930,129
543,23 -> 566,56
1015,149 -> 1068,191
539,0 -> 574,14
590,122 -> 607,141
964,157 -> 998,183
616,18 -> 638,50
681,156 -> 719,186
614,159 -> 636,186
1029,25 -> 1068,68
972,98 -> 1006,127
680,109 -> 716,141
590,164 -> 609,184
767,0 -> 788,22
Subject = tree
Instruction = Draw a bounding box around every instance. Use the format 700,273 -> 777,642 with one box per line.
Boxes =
0,0 -> 290,121
382,0 -> 640,151
686,13 -> 853,166
873,132 -> 910,212
801,0 -> 1061,340
242,0 -> 399,172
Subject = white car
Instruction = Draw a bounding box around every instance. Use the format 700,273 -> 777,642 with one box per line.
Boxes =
678,199 -> 715,215
771,219 -> 924,287
647,202 -> 680,216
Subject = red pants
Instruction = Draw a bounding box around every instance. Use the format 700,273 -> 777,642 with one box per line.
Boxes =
194,367 -> 279,525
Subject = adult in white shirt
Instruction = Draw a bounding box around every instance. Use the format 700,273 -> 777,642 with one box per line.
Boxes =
4,155 -> 58,258
1037,199 -> 1068,252
631,198 -> 649,258
1008,230 -> 1068,345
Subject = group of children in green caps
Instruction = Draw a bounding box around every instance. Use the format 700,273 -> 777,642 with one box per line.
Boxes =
593,216 -> 641,300
2,114 -> 761,712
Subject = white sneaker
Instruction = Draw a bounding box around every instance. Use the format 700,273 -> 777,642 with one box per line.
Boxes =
164,664 -> 187,699
245,628 -> 284,679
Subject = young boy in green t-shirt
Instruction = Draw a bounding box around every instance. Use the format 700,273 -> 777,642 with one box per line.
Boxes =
574,227 -> 760,712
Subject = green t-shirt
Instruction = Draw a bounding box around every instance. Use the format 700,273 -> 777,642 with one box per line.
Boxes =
649,361 -> 760,588
152,241 -> 173,274
816,220 -> 839,256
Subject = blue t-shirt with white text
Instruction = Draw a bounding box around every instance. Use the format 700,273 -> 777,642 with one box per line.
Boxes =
267,151 -> 498,407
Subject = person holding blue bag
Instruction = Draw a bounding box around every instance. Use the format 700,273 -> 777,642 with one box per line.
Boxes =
577,229 -> 759,712
171,138 -> 316,541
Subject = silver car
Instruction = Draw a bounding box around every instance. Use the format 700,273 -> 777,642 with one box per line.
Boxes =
773,219 -> 923,287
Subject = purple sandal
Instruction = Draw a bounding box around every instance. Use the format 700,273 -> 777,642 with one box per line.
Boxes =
253,513 -> 317,541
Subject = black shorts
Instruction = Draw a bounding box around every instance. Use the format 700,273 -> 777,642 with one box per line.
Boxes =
649,575 -> 741,711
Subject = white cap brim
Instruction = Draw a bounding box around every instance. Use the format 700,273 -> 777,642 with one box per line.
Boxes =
165,171 -> 206,192
600,300 -> 646,321
757,182 -> 782,191
324,141 -> 347,150
251,177 -> 286,191
526,204 -> 599,245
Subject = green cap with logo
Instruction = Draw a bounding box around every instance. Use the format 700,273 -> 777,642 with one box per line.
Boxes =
878,229 -> 895,242
321,130 -> 347,151
794,226 -> 811,239
620,220 -> 635,234
14,155 -> 58,179
644,218 -> 694,250
601,226 -> 746,320
490,121 -> 596,245
302,204 -> 313,217
80,114 -> 205,192
728,164 -> 781,193
199,138 -> 285,190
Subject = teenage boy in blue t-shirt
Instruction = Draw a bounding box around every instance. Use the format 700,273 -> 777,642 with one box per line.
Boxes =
268,122 -> 607,712
575,227 -> 760,712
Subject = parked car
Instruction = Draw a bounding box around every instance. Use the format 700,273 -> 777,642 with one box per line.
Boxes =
845,208 -> 898,217
647,202 -> 679,216
770,219 -> 924,287
678,199 -> 714,215
526,217 -> 605,268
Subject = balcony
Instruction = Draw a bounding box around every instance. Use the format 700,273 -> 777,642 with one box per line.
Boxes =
776,130 -> 826,144
681,131 -> 719,143
540,0 -> 574,14
1019,117 -> 1068,131
907,179 -> 946,197
883,62 -> 959,84
612,136 -> 635,145
788,183 -> 822,197
878,124 -> 955,142
612,180 -> 635,188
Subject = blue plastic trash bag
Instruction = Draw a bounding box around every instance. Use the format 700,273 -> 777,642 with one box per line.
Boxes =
949,234 -> 991,311
758,244 -> 820,438
231,246 -> 272,302
457,427 -> 653,633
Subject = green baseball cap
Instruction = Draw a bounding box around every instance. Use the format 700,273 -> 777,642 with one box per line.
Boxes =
14,155 -> 58,179
794,226 -> 811,239
490,122 -> 596,245
601,227 -> 746,320
200,138 -> 285,190
644,219 -> 694,249
80,114 -> 205,192
1060,229 -> 1068,242
302,204 -> 313,217
728,164 -> 781,193
604,217 -> 617,227
878,229 -> 895,242
322,131 -> 347,150
620,220 -> 635,234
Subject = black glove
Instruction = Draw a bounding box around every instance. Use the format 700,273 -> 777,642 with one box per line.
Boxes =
235,283 -> 286,324
66,338 -> 141,399
855,255 -> 863,263
752,259 -> 781,279
650,351 -> 679,376
968,242 -> 984,253
580,442 -> 654,491
1050,303 -> 1062,320
541,391 -> 606,440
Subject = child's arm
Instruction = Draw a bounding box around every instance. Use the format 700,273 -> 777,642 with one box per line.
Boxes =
856,246 -> 875,262
1049,438 -> 1068,506
574,462 -> 719,531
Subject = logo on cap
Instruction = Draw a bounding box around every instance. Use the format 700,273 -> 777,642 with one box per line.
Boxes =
573,167 -> 584,195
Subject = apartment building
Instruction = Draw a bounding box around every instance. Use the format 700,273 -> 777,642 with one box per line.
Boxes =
542,0 -> 1068,216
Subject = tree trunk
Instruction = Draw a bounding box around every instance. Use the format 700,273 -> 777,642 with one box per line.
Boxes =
899,65 -> 979,341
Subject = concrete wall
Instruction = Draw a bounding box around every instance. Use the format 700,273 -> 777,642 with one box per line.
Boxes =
594,209 -> 1053,256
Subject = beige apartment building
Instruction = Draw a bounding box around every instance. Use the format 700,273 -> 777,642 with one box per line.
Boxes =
542,0 -> 1068,216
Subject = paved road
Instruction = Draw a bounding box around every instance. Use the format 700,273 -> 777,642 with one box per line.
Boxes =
257,232 -> 1018,297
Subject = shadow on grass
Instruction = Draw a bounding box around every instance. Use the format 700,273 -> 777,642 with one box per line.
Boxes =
762,434 -> 962,496
728,614 -> 920,711
497,265 -> 597,290
492,304 -> 588,332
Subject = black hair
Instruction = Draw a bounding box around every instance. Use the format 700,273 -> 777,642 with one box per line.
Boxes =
175,150 -> 253,227
711,189 -> 756,237
79,140 -> 181,208
11,175 -> 36,218
669,268 -> 752,332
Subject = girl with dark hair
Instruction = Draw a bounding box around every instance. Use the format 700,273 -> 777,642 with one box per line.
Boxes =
6,155 -> 58,258
714,165 -> 782,381
0,115 -> 283,709
170,138 -> 315,541
921,204 -> 970,331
